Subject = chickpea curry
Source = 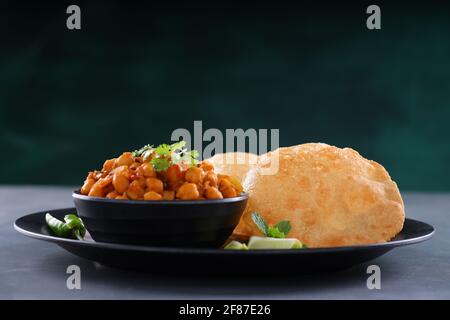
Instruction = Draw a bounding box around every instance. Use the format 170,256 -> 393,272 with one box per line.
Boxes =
80,142 -> 243,201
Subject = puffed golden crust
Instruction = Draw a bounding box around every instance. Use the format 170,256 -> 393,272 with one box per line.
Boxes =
208,152 -> 258,185
233,143 -> 405,248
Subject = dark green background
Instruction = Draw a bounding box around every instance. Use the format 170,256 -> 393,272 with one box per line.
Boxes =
1,1 -> 450,190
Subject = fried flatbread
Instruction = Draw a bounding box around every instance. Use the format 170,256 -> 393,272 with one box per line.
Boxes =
233,143 -> 405,247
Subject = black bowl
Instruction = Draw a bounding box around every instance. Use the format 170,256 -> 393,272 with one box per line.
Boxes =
72,191 -> 248,248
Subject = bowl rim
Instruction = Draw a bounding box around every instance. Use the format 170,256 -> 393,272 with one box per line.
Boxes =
72,190 -> 249,205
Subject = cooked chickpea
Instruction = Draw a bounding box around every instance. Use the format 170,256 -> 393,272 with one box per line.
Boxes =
81,150 -> 242,201
97,176 -> 112,188
127,180 -> 145,200
106,191 -> 119,199
140,162 -> 157,178
136,177 -> 147,188
196,184 -> 204,196
219,177 -> 233,189
129,162 -> 140,170
205,187 -> 223,199
176,183 -> 200,200
220,185 -> 237,198
167,164 -> 184,189
115,152 -> 133,167
113,172 -> 129,194
102,159 -> 115,172
146,177 -> 164,194
88,181 -> 104,197
94,171 -> 104,180
200,161 -> 214,171
81,177 -> 95,195
203,171 -> 218,187
144,191 -> 162,200
103,183 -> 115,195
185,167 -> 204,184
162,190 -> 175,200
115,193 -> 128,200
112,165 -> 129,175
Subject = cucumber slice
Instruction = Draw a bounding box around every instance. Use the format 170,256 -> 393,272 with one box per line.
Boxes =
247,236 -> 304,249
224,240 -> 248,250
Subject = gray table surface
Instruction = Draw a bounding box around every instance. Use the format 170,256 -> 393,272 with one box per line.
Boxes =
0,186 -> 449,300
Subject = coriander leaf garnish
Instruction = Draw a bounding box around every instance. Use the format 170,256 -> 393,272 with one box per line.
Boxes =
251,212 -> 292,239
274,220 -> 291,236
151,157 -> 170,172
154,144 -> 172,156
267,227 -> 286,238
251,212 -> 269,236
133,141 -> 200,172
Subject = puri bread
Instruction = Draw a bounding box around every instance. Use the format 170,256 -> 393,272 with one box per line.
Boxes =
208,152 -> 258,185
234,143 -> 405,247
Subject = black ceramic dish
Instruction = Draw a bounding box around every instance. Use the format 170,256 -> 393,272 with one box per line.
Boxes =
14,208 -> 434,275
72,191 -> 248,247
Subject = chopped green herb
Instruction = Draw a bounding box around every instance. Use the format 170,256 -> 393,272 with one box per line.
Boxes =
251,212 -> 293,239
267,226 -> 286,238
151,157 -> 171,172
134,141 -> 200,172
226,214 -> 306,250
154,144 -> 172,156
274,220 -> 291,236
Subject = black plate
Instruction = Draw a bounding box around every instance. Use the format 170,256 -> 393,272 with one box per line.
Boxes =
14,208 -> 434,275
